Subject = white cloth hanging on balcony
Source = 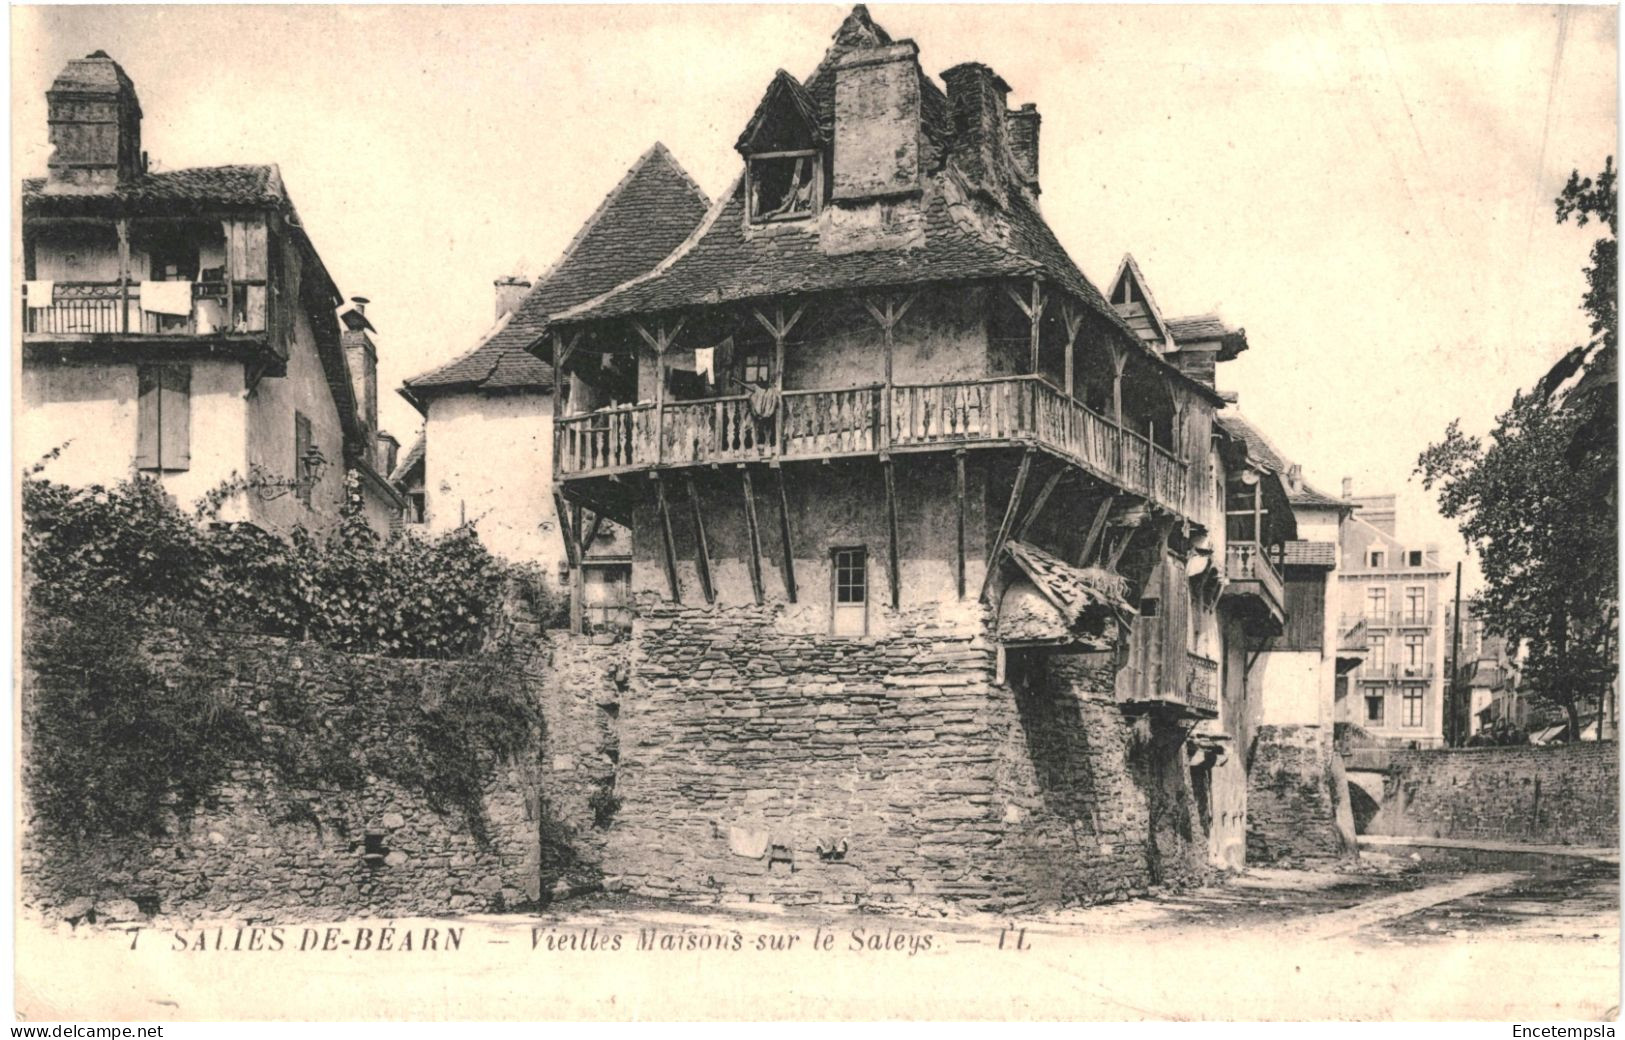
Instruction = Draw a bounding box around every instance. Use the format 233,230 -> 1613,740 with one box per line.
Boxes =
23,281 -> 54,308
140,280 -> 193,317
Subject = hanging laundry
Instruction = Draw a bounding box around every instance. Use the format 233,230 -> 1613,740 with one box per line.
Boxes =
140,280 -> 193,317
694,346 -> 715,384
22,281 -> 54,308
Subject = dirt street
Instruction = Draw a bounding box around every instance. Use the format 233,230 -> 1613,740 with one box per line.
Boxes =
15,851 -> 1618,1021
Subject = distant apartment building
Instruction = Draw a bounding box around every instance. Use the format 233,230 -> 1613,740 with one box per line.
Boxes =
1335,487 -> 1450,747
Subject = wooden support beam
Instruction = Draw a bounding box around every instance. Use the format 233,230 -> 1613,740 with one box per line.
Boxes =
1105,520 -> 1137,572
979,449 -> 1034,602
883,457 -> 901,609
634,317 -> 686,466
654,474 -> 681,603
1015,465 -> 1064,542
741,467 -> 765,606
1077,495 -> 1115,567
1109,342 -> 1128,426
1061,301 -> 1083,401
774,465 -> 798,602
955,450 -> 967,600
752,303 -> 806,456
552,489 -> 581,568
685,473 -> 714,604
570,503 -> 586,635
1004,280 -> 1048,376
581,510 -> 605,556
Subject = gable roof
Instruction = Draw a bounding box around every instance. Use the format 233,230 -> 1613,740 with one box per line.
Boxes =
400,143 -> 710,408
23,164 -> 287,216
546,7 -> 1222,405
736,70 -> 826,153
1108,253 -> 1173,349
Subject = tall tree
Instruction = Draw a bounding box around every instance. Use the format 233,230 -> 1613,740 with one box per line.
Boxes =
1418,158 -> 1618,741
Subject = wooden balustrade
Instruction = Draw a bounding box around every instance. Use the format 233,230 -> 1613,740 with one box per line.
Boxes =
555,375 -> 1192,517
23,280 -> 247,337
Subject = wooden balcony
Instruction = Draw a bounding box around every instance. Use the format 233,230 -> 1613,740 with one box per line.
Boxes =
22,280 -> 267,339
555,375 -> 1192,518
1117,651 -> 1220,720
1220,541 -> 1286,632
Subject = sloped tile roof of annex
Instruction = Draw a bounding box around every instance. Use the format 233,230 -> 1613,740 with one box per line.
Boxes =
401,143 -> 710,403
547,6 -> 1221,404
23,164 -> 288,215
1214,411 -> 1346,509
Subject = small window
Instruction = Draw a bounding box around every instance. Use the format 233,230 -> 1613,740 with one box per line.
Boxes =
1368,550 -> 1386,568
1402,687 -> 1425,727
136,364 -> 191,473
1366,695 -> 1385,724
750,153 -> 818,223
739,351 -> 772,388
407,491 -> 426,524
832,547 -> 867,636
1407,550 -> 1423,567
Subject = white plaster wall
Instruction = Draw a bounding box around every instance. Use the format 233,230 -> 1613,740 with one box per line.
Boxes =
246,301 -> 347,533
20,359 -> 249,516
1253,650 -> 1324,726
423,390 -> 559,566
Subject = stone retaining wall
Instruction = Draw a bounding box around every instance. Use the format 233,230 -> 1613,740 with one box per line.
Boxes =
1246,724 -> 1357,863
21,621 -> 628,920
605,595 -> 1204,911
1367,742 -> 1618,846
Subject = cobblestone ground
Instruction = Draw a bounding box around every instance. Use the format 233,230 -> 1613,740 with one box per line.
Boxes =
16,851 -> 1618,1021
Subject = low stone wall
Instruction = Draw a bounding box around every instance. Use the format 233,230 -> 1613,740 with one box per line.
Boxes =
21,621 -> 628,920
1367,742 -> 1618,846
605,596 -> 1204,912
1246,724 -> 1357,863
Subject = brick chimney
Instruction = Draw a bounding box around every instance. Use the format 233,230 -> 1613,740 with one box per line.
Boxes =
495,276 -> 531,321
1007,103 -> 1041,194
1341,476 -> 1353,499
45,51 -> 144,193
341,296 -> 378,439
941,62 -> 1019,203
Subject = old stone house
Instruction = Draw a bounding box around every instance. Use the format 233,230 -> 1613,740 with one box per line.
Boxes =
534,5 -> 1355,908
398,143 -> 709,626
18,52 -> 402,533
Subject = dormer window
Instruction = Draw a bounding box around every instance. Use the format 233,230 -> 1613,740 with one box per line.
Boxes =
750,152 -> 819,223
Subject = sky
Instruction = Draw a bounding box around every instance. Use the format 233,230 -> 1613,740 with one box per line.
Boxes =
12,4 -> 1619,592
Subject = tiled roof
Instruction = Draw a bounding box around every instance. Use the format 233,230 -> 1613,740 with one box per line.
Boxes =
1166,314 -> 1227,341
401,143 -> 709,403
1214,411 -> 1343,507
22,164 -> 287,215
548,8 -> 1218,404
1280,540 -> 1336,568
1289,481 -> 1347,509
390,433 -> 425,487
1005,541 -> 1133,626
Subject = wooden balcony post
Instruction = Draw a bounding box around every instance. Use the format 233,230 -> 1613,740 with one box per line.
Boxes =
774,464 -> 798,603
1003,279 -> 1048,379
1061,301 -> 1083,401
634,317 -> 686,468
752,303 -> 805,459
653,473 -> 682,603
116,219 -> 130,334
980,448 -> 1033,602
955,450 -> 967,600
741,466 -> 765,606
863,293 -> 915,451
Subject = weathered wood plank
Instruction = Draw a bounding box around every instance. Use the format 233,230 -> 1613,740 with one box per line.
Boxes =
884,457 -> 901,609
741,467 -> 765,606
980,449 -> 1033,602
955,450 -> 967,600
654,474 -> 681,603
685,473 -> 714,604
774,466 -> 798,603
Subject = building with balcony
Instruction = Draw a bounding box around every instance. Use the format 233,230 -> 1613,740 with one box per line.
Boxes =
524,6 -> 1341,906
1336,485 -> 1451,746
397,143 -> 708,628
18,52 -> 401,533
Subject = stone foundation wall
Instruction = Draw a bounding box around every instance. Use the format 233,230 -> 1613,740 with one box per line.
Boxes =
21,623 -> 628,920
1370,742 -> 1618,846
605,595 -> 1205,911
1246,724 -> 1357,863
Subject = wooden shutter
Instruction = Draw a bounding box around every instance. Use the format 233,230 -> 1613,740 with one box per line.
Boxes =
295,411 -> 313,504
136,366 -> 159,470
159,365 -> 190,471
135,364 -> 190,472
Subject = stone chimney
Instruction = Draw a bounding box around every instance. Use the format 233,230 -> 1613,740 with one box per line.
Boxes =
494,276 -> 531,321
375,431 -> 400,478
1286,463 -> 1303,495
832,41 -> 922,201
1341,476 -> 1353,499
45,51 -> 144,193
1007,103 -> 1041,194
341,296 -> 378,439
942,62 -> 1019,202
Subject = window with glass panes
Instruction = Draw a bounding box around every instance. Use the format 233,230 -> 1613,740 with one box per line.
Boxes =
1366,587 -> 1387,621
1366,694 -> 1385,723
1368,634 -> 1386,669
1402,686 -> 1425,727
1405,586 -> 1425,624
1404,633 -> 1424,667
832,547 -> 867,636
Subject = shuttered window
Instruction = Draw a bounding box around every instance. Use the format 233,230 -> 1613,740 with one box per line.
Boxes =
295,411 -> 313,506
135,364 -> 191,472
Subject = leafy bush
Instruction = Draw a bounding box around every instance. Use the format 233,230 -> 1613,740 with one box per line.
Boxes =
22,470 -> 508,658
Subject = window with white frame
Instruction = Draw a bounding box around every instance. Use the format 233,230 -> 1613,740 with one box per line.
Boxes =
1405,586 -> 1426,624
1366,587 -> 1387,622
1401,686 -> 1425,727
1366,694 -> 1385,724
1368,550 -> 1386,568
1404,633 -> 1424,668
1368,633 -> 1387,669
